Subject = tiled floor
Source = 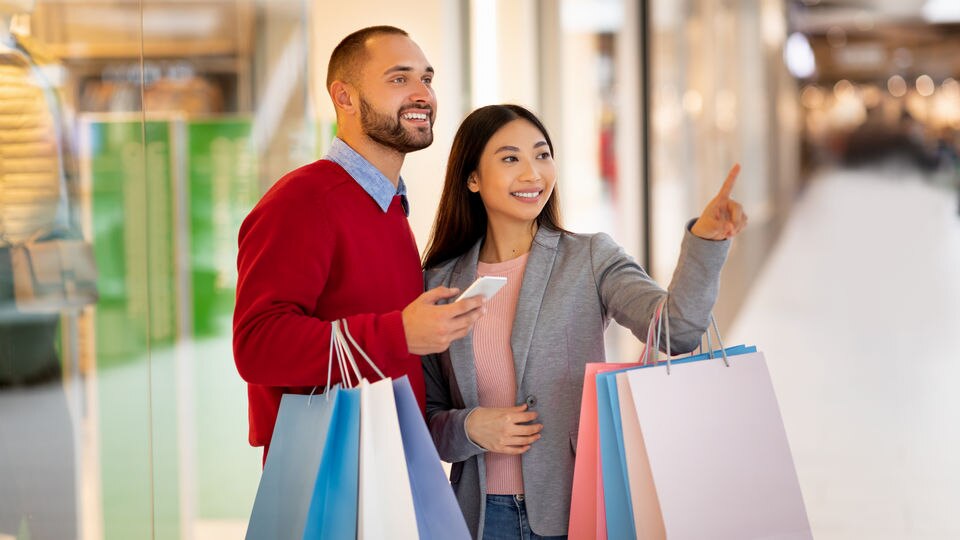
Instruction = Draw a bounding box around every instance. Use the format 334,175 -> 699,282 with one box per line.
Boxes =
728,164 -> 960,539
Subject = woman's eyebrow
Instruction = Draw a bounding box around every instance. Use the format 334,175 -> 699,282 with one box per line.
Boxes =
494,141 -> 548,154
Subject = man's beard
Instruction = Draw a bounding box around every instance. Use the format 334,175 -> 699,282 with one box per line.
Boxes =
359,97 -> 434,154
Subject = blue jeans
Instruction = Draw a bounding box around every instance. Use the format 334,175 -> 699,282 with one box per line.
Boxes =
482,494 -> 567,540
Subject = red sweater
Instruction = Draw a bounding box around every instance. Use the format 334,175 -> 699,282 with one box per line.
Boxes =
233,160 -> 424,453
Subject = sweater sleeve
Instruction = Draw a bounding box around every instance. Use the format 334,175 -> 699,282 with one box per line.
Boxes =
232,184 -> 409,388
591,220 -> 730,354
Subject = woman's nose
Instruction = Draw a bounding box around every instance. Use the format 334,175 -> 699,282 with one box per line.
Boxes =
520,160 -> 541,181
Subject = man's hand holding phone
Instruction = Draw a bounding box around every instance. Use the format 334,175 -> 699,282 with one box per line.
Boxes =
402,276 -> 507,355
456,276 -> 507,302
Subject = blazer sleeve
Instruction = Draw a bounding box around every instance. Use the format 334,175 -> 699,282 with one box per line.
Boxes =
422,353 -> 486,463
590,221 -> 730,353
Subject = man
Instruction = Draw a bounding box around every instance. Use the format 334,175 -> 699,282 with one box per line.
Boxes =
233,26 -> 483,458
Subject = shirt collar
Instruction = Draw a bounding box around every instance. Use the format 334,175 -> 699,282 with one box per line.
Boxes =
323,137 -> 409,215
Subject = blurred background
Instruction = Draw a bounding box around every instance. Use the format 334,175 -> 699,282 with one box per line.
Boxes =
0,0 -> 957,538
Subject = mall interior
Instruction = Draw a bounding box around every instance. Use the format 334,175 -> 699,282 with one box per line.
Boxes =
0,0 -> 958,538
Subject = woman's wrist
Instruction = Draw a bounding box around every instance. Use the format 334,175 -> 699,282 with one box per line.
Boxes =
464,407 -> 485,449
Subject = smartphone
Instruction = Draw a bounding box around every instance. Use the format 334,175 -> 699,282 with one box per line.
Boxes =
455,276 -> 507,302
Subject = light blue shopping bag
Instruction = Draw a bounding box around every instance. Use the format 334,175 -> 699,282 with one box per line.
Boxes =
302,385 -> 361,540
246,387 -> 340,540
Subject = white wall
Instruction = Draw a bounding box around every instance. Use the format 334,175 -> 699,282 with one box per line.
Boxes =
470,0 -> 540,109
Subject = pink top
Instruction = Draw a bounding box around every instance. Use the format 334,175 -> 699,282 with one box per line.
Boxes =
474,252 -> 529,494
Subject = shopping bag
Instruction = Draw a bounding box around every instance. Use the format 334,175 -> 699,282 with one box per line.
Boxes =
302,385 -> 361,540
569,362 -> 639,540
599,345 -> 755,539
625,349 -> 812,540
358,378 -> 418,539
596,366 -> 638,539
393,376 -> 471,540
574,295 -> 758,539
568,298 -> 662,540
245,387 -> 340,540
614,371 -> 662,540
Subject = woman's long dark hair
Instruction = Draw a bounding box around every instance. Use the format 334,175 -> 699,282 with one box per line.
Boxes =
422,104 -> 567,270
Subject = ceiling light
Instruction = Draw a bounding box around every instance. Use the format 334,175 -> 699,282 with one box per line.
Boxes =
887,75 -> 907,98
916,75 -> 936,97
800,85 -> 824,109
923,0 -> 960,23
784,33 -> 816,79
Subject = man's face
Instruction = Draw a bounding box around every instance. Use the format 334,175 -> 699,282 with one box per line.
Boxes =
354,34 -> 437,153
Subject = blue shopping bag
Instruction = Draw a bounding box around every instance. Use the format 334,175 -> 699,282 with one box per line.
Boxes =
392,376 -> 471,540
597,345 -> 755,538
246,387 -> 340,540
302,385 -> 361,540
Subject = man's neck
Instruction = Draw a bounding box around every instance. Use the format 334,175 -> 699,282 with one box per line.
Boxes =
338,132 -> 405,188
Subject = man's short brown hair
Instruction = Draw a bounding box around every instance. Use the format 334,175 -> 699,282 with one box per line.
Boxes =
326,26 -> 409,89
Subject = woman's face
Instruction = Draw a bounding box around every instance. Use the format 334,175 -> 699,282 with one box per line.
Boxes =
468,118 -> 556,228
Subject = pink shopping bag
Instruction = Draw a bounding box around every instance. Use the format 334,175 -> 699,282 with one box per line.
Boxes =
569,362 -> 641,540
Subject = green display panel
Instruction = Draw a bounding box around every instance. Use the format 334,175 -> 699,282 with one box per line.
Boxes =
187,118 -> 262,519
83,117 -> 180,540
87,119 -> 177,360
187,118 -> 257,337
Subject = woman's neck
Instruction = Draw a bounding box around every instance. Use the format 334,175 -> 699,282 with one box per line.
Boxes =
478,218 -> 538,264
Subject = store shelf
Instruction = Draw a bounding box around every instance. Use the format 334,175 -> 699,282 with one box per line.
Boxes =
32,1 -> 254,60
48,40 -> 244,60
30,0 -> 255,113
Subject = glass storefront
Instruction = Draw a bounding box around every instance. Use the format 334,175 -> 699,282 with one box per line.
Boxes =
648,0 -> 802,327
1,1 -> 334,537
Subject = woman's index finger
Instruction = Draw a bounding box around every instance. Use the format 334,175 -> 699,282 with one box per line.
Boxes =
718,163 -> 741,199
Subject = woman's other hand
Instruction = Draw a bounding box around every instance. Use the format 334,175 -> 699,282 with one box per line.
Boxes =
465,404 -> 543,455
691,164 -> 748,240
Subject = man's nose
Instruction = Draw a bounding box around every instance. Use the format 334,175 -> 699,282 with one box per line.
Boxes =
409,80 -> 433,103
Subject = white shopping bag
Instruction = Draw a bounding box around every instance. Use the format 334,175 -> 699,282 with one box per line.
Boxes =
358,377 -> 419,539
625,349 -> 812,540
615,372 -> 664,540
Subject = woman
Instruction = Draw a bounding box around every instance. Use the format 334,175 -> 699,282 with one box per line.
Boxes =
422,104 -> 746,539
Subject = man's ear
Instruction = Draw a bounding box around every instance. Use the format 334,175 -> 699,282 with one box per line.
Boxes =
467,173 -> 480,193
330,80 -> 357,114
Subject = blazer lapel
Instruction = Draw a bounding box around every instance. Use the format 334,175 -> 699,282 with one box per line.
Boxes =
447,239 -> 483,407
512,227 -> 561,387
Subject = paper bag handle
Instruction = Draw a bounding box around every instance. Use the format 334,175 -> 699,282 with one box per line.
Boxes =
312,318 -> 387,403
641,296 -> 729,375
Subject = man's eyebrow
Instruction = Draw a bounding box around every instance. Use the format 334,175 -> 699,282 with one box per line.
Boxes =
383,65 -> 435,75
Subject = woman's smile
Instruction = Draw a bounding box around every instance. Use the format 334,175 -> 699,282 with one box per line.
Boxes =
510,189 -> 543,202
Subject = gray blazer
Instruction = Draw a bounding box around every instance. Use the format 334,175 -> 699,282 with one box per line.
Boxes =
422,225 -> 730,538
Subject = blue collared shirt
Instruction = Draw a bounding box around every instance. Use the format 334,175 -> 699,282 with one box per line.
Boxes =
323,137 -> 409,216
